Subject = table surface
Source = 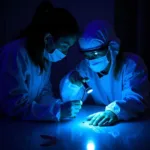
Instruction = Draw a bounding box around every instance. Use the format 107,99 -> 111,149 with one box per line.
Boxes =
0,105 -> 150,150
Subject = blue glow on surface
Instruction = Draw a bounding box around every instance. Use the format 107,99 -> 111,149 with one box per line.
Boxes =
86,141 -> 95,150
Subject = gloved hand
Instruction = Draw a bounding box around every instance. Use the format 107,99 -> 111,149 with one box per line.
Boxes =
60,100 -> 83,119
69,71 -> 89,87
87,110 -> 118,126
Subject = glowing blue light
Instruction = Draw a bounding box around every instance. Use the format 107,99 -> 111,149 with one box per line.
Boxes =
94,52 -> 98,55
87,141 -> 95,150
87,88 -> 93,94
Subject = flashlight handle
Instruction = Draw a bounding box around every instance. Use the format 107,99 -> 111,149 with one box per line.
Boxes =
82,81 -> 88,88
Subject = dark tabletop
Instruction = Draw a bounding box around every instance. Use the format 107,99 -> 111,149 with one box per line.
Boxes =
0,105 -> 150,150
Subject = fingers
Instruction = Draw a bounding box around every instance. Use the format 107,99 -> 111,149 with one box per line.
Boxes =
81,77 -> 89,83
86,111 -> 118,126
73,105 -> 82,110
107,118 -> 113,125
89,115 -> 98,125
72,109 -> 80,115
69,105 -> 81,112
69,71 -> 83,86
67,106 -> 81,113
87,113 -> 97,120
64,100 -> 82,108
89,113 -> 104,125
98,117 -> 109,126
66,108 -> 79,118
61,100 -> 83,119
98,116 -> 117,126
69,71 -> 89,86
71,100 -> 83,105
107,118 -> 117,126
67,101 -> 82,116
61,108 -> 78,118
92,115 -> 104,126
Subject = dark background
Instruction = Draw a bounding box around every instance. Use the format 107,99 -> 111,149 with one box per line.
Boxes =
0,0 -> 149,95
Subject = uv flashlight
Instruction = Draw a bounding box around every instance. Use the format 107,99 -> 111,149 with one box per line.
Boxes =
82,82 -> 93,94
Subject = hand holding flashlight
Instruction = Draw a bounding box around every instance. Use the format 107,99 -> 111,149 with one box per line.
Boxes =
69,71 -> 89,87
69,71 -> 93,94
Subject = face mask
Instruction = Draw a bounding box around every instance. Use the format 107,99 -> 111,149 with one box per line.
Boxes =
48,49 -> 66,62
87,52 -> 109,72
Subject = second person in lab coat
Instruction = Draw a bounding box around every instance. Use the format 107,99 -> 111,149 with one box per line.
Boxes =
60,20 -> 150,126
0,7 -> 82,121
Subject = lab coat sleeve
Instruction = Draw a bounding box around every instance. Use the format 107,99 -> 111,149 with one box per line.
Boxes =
35,65 -> 62,120
60,61 -> 88,103
25,80 -> 61,121
0,48 -> 61,121
105,55 -> 150,120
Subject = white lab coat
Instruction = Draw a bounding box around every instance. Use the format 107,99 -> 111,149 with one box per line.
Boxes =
0,38 -> 61,121
60,51 -> 150,121
60,20 -> 150,121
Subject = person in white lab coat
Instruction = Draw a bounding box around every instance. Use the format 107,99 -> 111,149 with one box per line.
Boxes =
0,7 -> 82,121
60,20 -> 150,126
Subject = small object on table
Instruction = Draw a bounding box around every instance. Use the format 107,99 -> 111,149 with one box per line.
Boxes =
40,134 -> 57,147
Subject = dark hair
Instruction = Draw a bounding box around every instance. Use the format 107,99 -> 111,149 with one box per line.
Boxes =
23,8 -> 79,73
113,44 -> 125,79
19,1 -> 54,37
34,0 -> 54,14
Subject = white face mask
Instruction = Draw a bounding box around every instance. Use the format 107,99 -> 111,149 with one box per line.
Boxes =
87,52 -> 109,72
48,49 -> 66,62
